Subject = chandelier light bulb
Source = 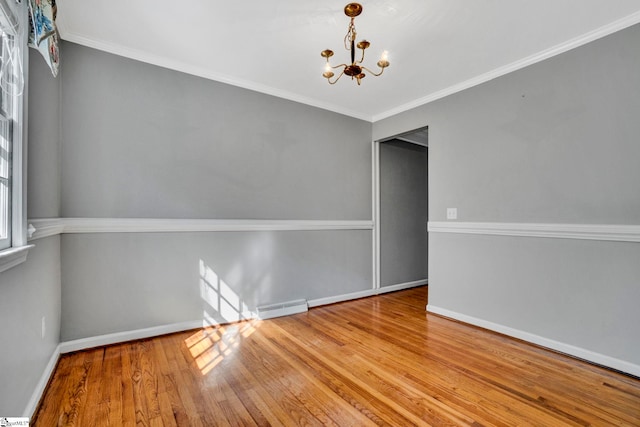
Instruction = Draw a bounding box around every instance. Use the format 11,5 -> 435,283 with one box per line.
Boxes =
377,50 -> 390,69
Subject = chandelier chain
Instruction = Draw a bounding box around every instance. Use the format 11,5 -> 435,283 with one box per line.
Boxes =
344,19 -> 356,50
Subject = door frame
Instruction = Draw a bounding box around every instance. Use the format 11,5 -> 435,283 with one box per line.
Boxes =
372,127 -> 429,291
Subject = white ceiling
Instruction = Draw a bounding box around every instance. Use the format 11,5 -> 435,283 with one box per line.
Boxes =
55,1 -> 640,122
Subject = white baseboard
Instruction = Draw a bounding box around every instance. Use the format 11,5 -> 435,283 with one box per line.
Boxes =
308,289 -> 378,307
23,344 -> 61,418
378,279 -> 428,294
27,284 -> 429,417
308,279 -> 427,308
25,320 -> 205,417
59,320 -> 204,354
41,281 -> 429,360
427,304 -> 640,378
33,282 -> 430,367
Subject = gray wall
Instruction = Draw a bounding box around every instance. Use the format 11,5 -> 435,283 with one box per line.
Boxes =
0,48 -> 62,414
379,140 -> 428,286
60,43 -> 371,220
58,42 -> 373,340
0,237 -> 61,415
61,230 -> 371,341
430,233 -> 640,363
373,23 -> 640,367
27,48 -> 61,218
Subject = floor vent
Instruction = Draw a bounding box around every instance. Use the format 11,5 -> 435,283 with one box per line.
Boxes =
256,299 -> 308,320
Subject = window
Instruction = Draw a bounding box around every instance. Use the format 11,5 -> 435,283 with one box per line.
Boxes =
0,0 -> 29,272
0,80 -> 11,250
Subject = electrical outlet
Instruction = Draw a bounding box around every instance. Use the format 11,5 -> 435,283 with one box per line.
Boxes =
41,316 -> 46,339
446,208 -> 458,220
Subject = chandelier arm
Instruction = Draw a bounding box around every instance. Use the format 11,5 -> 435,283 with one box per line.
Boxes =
361,65 -> 386,77
327,69 -> 346,85
357,48 -> 366,64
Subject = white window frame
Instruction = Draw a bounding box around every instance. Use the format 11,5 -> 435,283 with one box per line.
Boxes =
0,0 -> 31,273
0,100 -> 12,250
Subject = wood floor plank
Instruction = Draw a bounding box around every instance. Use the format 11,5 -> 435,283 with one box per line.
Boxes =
119,343 -> 137,427
101,346 -> 123,427
248,332 -> 373,426
150,337 -> 179,427
233,335 -> 326,425
65,350 -> 98,426
32,286 -> 640,426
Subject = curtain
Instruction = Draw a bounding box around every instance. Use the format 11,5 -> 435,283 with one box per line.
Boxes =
28,0 -> 58,76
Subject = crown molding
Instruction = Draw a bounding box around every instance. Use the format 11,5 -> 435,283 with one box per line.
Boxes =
372,10 -> 640,122
57,10 -> 640,123
56,28 -> 372,122
428,221 -> 640,243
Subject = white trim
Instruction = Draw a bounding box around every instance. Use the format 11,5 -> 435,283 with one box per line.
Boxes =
23,344 -> 61,418
308,288 -> 378,307
59,320 -> 203,354
11,5 -> 28,249
0,244 -> 33,273
372,10 -> 640,122
27,218 -> 373,239
27,218 -> 65,241
0,3 -> 30,272
373,138 -> 430,292
379,279 -> 428,293
426,305 -> 640,378
62,218 -> 374,234
372,140 -> 380,290
428,221 -> 640,243
308,279 -> 426,308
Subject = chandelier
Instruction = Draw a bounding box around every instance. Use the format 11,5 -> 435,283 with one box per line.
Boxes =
320,3 -> 390,85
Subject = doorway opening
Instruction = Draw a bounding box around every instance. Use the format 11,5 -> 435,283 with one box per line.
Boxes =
373,126 -> 429,290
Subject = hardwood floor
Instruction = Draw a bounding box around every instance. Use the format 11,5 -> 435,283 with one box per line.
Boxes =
33,286 -> 640,426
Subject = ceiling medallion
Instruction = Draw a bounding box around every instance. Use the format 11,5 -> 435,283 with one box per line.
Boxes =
321,2 -> 390,85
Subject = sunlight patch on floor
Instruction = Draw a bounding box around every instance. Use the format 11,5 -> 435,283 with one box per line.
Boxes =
185,318 -> 261,375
